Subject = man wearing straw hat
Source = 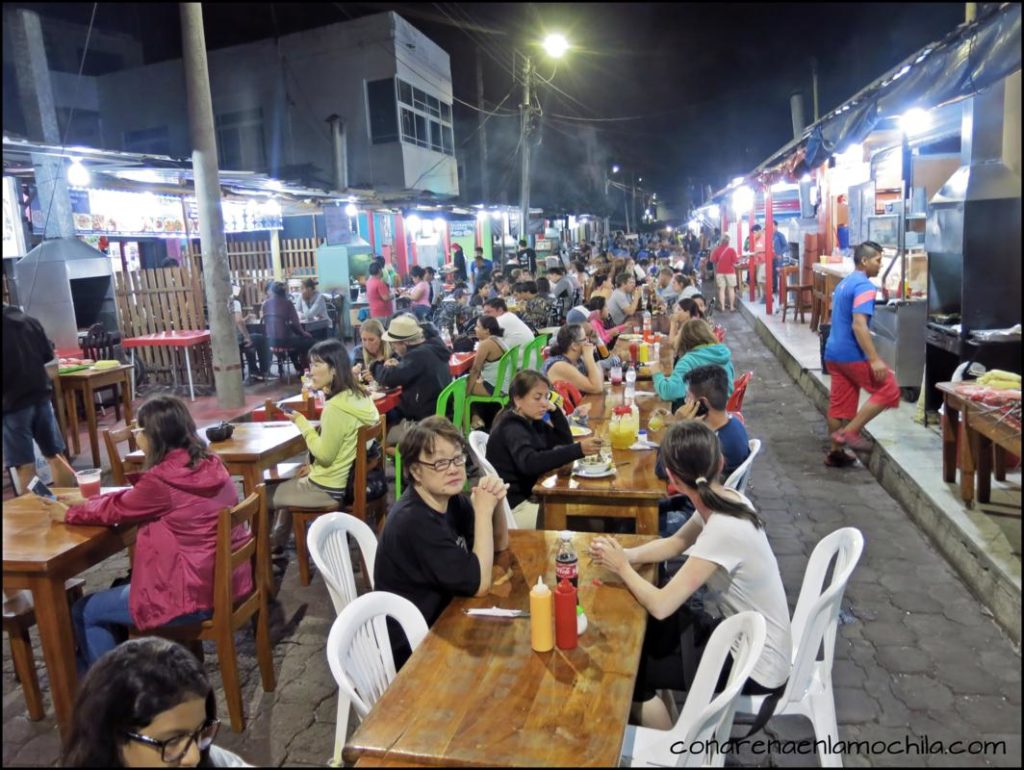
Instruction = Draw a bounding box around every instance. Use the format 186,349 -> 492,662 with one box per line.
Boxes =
376,314 -> 453,445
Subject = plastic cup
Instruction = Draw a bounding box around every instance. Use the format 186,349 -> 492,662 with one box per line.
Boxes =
76,468 -> 102,499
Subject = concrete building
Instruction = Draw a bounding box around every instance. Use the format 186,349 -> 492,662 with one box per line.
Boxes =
3,11 -> 458,196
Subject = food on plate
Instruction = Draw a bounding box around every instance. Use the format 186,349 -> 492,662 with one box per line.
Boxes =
91,214 -> 106,230
569,425 -> 591,437
579,454 -> 611,474
74,213 -> 93,230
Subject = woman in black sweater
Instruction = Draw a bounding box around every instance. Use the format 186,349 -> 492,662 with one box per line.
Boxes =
486,370 -> 604,528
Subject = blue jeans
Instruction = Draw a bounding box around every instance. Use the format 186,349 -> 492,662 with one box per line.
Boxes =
72,585 -> 213,672
2,399 -> 66,467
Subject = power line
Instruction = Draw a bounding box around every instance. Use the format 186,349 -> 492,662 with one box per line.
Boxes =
451,94 -> 518,117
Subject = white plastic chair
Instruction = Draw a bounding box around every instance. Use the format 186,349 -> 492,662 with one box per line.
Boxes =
724,439 -> 762,494
325,591 -> 428,767
620,612 -> 768,767
733,527 -> 865,768
307,512 -> 379,618
468,430 -> 518,530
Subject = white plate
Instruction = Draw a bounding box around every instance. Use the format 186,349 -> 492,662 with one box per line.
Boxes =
573,465 -> 615,479
570,425 -> 592,437
619,333 -> 643,341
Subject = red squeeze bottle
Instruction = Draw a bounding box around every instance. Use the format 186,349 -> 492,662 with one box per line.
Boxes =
554,577 -> 578,650
628,341 -> 639,365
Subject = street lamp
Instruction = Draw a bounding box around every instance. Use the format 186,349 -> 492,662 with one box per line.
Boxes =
520,33 -> 570,246
612,165 -> 620,174
542,33 -> 569,58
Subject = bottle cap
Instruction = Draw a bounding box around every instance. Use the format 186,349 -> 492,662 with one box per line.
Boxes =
532,576 -> 550,595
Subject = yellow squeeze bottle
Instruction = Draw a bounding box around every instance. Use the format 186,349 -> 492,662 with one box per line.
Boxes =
530,577 -> 554,652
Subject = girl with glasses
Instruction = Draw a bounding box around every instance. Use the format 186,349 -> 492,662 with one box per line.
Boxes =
63,636 -> 250,767
374,416 -> 509,668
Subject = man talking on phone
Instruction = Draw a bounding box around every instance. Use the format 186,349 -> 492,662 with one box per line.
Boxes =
654,364 -> 750,535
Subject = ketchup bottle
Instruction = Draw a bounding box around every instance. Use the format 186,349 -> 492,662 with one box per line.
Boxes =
628,340 -> 639,365
554,578 -> 578,650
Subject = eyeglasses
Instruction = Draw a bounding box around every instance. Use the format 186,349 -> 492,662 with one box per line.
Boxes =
413,454 -> 467,473
123,718 -> 220,763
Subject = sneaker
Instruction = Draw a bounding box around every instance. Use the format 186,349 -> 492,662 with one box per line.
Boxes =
832,430 -> 873,452
824,449 -> 858,468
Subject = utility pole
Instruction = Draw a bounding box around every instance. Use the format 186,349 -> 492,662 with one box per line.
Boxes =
518,56 -> 533,243
476,48 -> 490,201
180,2 -> 244,408
811,57 -> 820,121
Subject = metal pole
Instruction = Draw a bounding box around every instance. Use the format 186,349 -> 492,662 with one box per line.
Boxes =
749,201 -> 757,301
518,56 -> 533,245
476,48 -> 490,201
811,57 -> 820,121
765,185 -> 774,315
180,2 -> 244,408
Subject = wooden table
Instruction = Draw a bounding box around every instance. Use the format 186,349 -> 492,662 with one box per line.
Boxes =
937,382 -> 1022,508
344,530 -> 656,767
121,330 -> 211,401
810,262 -> 851,332
2,488 -> 134,737
123,421 -> 309,496
60,365 -> 134,468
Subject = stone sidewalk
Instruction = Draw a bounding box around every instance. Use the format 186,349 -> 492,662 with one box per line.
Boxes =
3,309 -> 1021,766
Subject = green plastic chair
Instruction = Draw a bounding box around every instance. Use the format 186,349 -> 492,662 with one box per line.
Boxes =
463,345 -> 520,433
394,376 -> 468,498
520,333 -> 550,372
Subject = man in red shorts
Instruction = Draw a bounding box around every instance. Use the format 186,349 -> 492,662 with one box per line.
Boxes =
823,240 -> 901,467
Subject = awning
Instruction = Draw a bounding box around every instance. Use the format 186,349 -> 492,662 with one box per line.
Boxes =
710,2 -> 1021,199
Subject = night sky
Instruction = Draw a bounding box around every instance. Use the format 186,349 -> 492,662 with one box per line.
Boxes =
8,2 -> 966,213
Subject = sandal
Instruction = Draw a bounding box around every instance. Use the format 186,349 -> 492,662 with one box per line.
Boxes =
824,449 -> 858,468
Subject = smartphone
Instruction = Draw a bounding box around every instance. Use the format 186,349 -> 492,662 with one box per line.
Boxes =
28,476 -> 56,500
694,398 -> 710,418
277,401 -> 296,415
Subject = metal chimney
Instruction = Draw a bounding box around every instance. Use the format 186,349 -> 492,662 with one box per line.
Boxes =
789,92 -> 806,141
326,114 -> 348,191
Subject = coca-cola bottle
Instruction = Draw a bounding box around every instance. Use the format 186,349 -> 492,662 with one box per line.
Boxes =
555,531 -> 578,591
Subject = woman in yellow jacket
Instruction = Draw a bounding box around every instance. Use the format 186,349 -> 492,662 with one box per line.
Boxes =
269,338 -> 380,549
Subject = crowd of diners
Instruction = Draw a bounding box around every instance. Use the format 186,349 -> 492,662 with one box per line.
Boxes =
7,228 -> 797,765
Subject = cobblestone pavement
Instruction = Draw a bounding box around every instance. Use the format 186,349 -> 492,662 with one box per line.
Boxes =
3,310 -> 1021,767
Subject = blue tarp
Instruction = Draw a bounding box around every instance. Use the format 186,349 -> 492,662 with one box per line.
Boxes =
802,3 -> 1021,168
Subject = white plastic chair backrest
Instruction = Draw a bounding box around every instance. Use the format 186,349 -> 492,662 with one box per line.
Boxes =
308,512 -> 379,617
468,430 -> 517,530
634,612 -> 767,767
325,591 -> 429,720
784,527 -> 864,706
724,438 -> 761,494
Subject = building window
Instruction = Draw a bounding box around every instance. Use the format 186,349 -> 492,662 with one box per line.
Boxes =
395,78 -> 454,157
366,79 -> 399,144
215,108 -> 266,171
123,125 -> 170,155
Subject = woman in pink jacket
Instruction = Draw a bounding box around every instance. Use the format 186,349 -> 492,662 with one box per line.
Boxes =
43,395 -> 253,671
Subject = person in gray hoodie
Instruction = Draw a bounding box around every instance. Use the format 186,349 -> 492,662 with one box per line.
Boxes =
378,313 -> 453,445
653,319 -> 734,412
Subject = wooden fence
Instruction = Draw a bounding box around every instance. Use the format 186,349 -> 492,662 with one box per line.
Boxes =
114,265 -> 212,387
281,237 -> 320,278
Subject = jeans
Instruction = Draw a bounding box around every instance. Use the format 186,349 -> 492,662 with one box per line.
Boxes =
238,332 -> 270,377
71,585 -> 212,673
2,399 -> 66,467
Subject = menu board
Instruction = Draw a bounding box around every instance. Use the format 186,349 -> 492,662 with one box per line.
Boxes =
28,187 -> 283,238
448,219 -> 476,240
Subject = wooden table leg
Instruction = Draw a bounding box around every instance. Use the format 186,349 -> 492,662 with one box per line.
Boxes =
994,445 -> 1007,482
959,420 -> 976,508
636,504 -> 659,536
121,371 -> 134,425
942,397 -> 960,483
84,382 -> 101,468
65,389 -> 81,457
975,430 -> 993,504
28,574 -> 79,738
543,501 -> 568,533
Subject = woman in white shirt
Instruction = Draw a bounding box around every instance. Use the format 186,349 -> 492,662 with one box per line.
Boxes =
590,420 -> 792,729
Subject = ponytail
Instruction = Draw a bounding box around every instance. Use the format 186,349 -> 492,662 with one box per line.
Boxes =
661,421 -> 763,528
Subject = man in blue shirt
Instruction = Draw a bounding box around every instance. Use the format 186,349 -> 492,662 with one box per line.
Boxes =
771,219 -> 789,295
823,240 -> 901,466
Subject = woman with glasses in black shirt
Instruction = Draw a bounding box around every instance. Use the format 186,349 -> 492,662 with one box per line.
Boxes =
375,416 -> 510,667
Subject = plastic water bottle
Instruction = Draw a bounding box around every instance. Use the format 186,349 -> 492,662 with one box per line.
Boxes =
625,364 -> 637,404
